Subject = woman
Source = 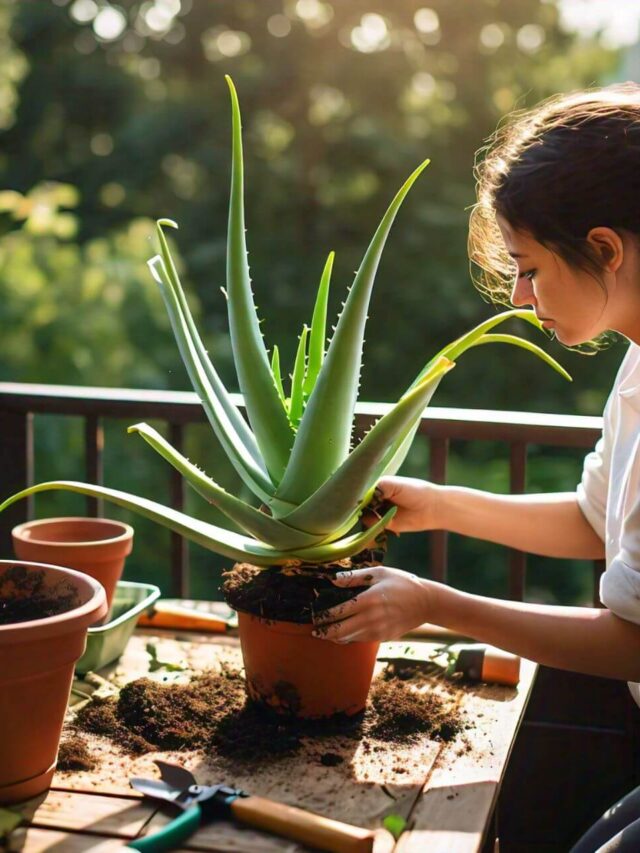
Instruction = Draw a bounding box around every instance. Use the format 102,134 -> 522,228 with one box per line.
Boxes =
314,83 -> 640,852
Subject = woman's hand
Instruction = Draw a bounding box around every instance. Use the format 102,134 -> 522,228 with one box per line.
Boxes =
369,476 -> 440,534
312,566 -> 432,643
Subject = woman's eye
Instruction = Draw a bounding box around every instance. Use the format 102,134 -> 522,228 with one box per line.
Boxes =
519,269 -> 536,281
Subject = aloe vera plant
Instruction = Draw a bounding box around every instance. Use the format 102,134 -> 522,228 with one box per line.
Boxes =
0,78 -> 570,567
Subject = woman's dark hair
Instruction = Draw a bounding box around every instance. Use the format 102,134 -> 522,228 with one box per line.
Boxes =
469,82 -> 640,304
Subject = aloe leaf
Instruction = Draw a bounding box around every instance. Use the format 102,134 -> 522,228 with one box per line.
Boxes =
226,75 -> 293,480
276,159 -> 431,505
303,252 -> 333,397
292,505 -> 396,562
128,422 -> 326,550
0,483 -> 393,566
289,325 -> 308,427
0,482 -> 301,566
271,345 -> 286,407
281,358 -> 452,535
149,255 -> 280,507
153,221 -> 266,469
412,309 -> 569,388
471,333 -> 572,380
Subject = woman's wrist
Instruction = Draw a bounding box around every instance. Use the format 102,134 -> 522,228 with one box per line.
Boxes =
426,482 -> 446,530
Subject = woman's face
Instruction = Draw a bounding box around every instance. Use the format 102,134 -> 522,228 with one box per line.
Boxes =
497,216 -> 615,347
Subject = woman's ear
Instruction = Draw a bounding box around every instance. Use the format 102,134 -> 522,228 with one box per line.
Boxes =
586,227 -> 624,272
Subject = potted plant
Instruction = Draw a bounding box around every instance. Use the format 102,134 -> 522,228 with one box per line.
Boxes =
0,559 -> 107,804
0,78 -> 569,719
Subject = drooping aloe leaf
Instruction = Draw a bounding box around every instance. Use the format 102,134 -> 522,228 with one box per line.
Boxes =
226,75 -> 293,481
303,252 -> 333,398
128,422 -> 326,550
412,309 -> 570,388
0,483 -> 291,565
471,333 -> 572,379
149,255 -> 281,508
281,358 -> 452,534
275,159 -> 431,505
0,483 -> 393,565
289,325 -> 308,427
153,220 -> 266,470
271,345 -> 286,407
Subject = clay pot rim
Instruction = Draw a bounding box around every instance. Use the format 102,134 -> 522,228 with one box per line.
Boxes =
12,516 -> 133,548
0,559 -> 107,641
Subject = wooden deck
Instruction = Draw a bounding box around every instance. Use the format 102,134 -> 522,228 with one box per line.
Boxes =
7,629 -> 537,852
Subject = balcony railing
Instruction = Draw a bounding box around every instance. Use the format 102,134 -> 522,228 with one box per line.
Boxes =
0,380 -> 604,600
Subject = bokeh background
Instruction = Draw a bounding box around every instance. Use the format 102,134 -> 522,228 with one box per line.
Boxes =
1,0 -> 638,604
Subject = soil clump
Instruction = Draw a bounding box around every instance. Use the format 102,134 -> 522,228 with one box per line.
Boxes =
57,735 -> 96,772
0,564 -> 79,625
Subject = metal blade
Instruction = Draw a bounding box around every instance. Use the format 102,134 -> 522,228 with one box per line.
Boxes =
154,759 -> 197,792
130,776 -> 185,805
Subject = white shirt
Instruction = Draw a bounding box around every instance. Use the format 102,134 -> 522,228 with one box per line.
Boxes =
577,341 -> 640,704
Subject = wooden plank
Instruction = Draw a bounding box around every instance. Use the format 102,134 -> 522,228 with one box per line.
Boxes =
397,658 -> 537,853
27,790 -> 155,839
20,827 -> 163,852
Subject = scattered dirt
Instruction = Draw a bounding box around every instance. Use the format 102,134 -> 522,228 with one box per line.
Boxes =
69,664 -> 465,767
57,735 -> 96,772
0,564 -> 79,625
369,678 -> 461,743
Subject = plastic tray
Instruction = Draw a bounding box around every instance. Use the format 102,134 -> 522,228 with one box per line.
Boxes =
75,580 -> 160,675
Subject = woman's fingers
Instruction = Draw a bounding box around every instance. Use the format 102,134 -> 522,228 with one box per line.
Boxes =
314,613 -> 376,643
313,594 -> 362,627
330,567 -> 383,588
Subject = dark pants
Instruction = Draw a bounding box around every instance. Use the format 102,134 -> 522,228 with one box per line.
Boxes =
571,785 -> 640,852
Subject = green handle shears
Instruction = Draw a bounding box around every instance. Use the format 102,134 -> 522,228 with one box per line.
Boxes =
126,759 -> 376,853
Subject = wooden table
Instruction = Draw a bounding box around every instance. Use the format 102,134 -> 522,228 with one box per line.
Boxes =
6,628 -> 536,853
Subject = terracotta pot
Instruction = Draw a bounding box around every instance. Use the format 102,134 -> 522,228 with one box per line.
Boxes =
0,559 -> 107,804
237,611 -> 379,719
12,517 -> 133,613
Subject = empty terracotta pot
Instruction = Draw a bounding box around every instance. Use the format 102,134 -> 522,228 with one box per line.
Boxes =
237,611 -> 379,719
12,517 -> 133,614
0,559 -> 107,804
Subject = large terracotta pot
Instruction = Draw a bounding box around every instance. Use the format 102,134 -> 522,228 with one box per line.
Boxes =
12,517 -> 133,614
0,559 -> 107,804
237,611 -> 379,719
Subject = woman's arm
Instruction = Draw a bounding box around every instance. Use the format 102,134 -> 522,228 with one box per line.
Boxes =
435,486 -> 605,559
313,567 -> 640,682
376,477 -> 605,559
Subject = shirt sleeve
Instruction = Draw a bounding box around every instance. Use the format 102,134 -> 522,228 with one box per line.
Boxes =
576,427 -> 611,543
600,497 -> 640,625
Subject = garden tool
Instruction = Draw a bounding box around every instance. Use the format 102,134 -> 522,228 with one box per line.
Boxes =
137,599 -> 237,633
378,641 -> 521,686
127,759 -> 375,853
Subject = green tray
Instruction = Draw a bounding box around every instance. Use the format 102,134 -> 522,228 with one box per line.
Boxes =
75,580 -> 160,675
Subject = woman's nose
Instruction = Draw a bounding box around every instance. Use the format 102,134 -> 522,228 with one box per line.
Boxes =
511,275 -> 534,308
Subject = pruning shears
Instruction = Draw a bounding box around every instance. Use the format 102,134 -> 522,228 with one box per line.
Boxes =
126,760 -> 375,853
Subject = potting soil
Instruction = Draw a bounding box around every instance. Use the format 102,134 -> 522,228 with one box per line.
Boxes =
223,561 -> 378,623
0,564 -> 79,625
69,664 -> 465,765
57,736 -> 96,772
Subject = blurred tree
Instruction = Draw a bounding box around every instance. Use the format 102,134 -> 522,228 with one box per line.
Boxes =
0,0 -> 623,408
